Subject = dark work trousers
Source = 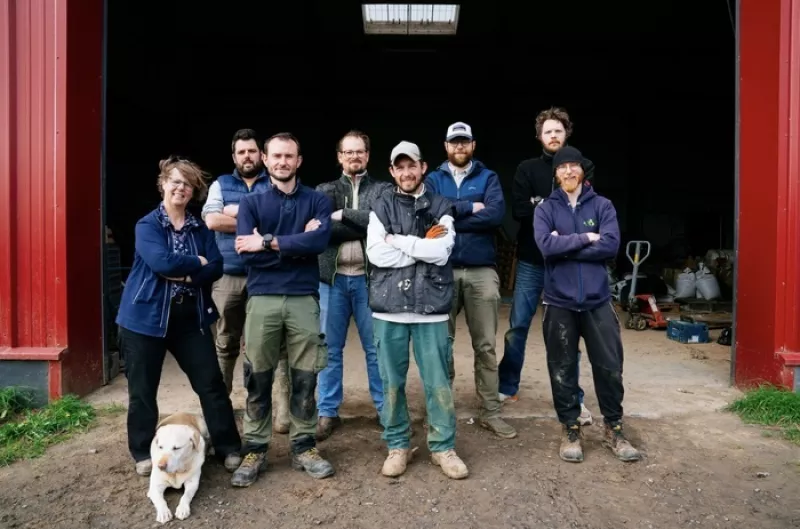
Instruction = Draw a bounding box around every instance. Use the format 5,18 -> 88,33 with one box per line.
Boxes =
542,302 -> 624,427
119,298 -> 242,462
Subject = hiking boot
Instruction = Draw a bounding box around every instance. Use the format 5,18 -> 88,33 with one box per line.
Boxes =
223,452 -> 242,472
315,416 -> 342,441
135,459 -> 152,476
291,448 -> 335,479
480,417 -> 518,439
560,424 -> 584,462
231,452 -> 267,487
603,423 -> 642,462
382,448 -> 413,477
431,449 -> 468,479
578,404 -> 594,426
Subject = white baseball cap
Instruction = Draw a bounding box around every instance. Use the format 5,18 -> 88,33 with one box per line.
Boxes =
390,141 -> 422,165
445,121 -> 473,141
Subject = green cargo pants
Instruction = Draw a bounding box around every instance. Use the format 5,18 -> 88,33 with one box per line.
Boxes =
447,266 -> 502,419
241,295 -> 327,455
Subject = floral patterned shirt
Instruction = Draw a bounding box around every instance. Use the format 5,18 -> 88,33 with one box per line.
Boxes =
157,203 -> 201,299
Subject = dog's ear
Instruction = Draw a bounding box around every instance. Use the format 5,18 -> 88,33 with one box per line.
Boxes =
191,431 -> 200,452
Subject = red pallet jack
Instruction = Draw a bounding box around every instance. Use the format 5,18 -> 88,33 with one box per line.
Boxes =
624,240 -> 677,331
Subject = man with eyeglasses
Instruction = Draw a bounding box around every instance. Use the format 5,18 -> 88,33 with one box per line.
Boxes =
313,130 -> 392,441
426,122 -> 517,440
534,145 -> 640,464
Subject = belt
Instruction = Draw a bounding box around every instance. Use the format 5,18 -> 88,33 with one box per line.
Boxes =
172,293 -> 195,305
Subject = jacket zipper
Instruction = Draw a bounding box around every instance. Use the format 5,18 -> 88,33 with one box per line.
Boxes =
189,232 -> 205,334
161,230 -> 173,337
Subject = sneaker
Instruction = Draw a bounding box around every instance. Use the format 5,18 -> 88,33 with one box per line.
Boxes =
603,423 -> 642,462
315,416 -> 342,441
224,452 -> 242,473
231,452 -> 267,487
578,404 -> 594,426
291,448 -> 335,479
559,424 -> 584,462
499,393 -> 519,403
479,417 -> 518,439
382,448 -> 413,477
430,449 -> 468,479
135,459 -> 152,476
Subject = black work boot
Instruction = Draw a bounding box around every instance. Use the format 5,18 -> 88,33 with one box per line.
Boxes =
231,452 -> 267,487
291,448 -> 335,479
559,424 -> 584,462
603,422 -> 642,462
315,416 -> 342,441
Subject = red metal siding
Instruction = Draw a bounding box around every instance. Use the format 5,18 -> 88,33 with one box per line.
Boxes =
735,0 -> 800,387
0,0 -> 103,398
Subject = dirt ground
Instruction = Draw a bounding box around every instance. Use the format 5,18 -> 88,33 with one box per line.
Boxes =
2,307 -> 800,529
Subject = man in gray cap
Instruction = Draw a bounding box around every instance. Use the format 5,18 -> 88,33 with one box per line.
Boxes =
365,140 -> 468,480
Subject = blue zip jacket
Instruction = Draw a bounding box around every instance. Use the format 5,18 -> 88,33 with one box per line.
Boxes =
533,184 -> 619,311
425,159 -> 505,267
116,208 -> 223,337
237,180 -> 332,297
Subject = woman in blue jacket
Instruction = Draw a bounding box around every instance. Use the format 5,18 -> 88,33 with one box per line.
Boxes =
116,156 -> 242,477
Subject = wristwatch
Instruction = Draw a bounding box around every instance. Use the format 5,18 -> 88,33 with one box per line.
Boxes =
262,233 -> 274,249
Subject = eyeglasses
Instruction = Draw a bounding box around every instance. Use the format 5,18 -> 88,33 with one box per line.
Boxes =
556,163 -> 582,173
167,178 -> 192,189
340,150 -> 367,158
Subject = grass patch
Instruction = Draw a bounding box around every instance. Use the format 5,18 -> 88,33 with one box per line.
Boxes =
0,387 -> 35,423
0,394 -> 96,466
727,385 -> 800,444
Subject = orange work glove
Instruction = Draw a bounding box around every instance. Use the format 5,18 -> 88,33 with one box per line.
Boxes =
425,224 -> 448,239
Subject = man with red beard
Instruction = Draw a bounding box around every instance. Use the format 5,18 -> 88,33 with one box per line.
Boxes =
426,122 -> 516,440
499,107 -> 595,427
533,145 -> 640,464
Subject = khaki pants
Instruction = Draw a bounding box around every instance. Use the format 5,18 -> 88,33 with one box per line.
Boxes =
447,266 -> 502,419
241,295 -> 327,453
211,274 -> 248,363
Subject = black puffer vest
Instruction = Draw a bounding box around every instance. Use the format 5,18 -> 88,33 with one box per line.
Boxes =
369,188 -> 455,315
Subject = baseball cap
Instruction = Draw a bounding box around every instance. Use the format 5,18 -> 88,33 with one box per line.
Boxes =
390,141 -> 422,165
445,121 -> 473,141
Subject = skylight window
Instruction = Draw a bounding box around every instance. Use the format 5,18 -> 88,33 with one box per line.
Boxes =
362,4 -> 460,35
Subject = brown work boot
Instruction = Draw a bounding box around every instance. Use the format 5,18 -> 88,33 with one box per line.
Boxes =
231,452 -> 267,487
603,422 -> 642,462
559,424 -> 584,463
480,416 -> 518,439
381,448 -> 413,477
315,416 -> 342,441
431,449 -> 469,479
291,448 -> 335,479
272,359 -> 290,434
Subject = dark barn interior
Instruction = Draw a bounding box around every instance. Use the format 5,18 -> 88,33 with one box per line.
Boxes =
104,0 -> 736,284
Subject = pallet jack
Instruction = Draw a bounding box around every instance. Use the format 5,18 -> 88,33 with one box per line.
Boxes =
624,240 -> 679,331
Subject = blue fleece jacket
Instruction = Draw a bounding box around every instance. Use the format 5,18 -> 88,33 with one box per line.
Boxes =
236,181 -> 332,297
425,159 -> 505,267
533,184 -> 619,311
116,208 -> 223,337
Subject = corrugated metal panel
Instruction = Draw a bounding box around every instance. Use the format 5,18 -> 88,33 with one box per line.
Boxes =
0,0 -> 104,399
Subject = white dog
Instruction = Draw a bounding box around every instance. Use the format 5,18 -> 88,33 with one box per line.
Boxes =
147,412 -> 209,524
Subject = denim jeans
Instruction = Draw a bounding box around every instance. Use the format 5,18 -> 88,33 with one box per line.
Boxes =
317,274 -> 383,418
374,319 -> 455,453
498,261 -> 585,403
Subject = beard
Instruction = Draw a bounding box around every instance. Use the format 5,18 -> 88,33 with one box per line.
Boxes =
270,170 -> 296,183
543,140 -> 563,154
448,152 -> 472,168
237,158 -> 263,178
559,176 -> 583,193
397,178 -> 423,195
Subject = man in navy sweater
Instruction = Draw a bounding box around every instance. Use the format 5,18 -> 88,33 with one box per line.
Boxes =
533,145 -> 640,464
230,132 -> 334,486
426,122 -> 516,440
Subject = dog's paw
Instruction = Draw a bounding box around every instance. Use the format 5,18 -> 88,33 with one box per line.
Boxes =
175,502 -> 191,520
155,507 -> 173,524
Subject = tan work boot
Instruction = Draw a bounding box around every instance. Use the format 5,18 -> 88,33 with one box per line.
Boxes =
272,359 -> 290,434
382,448 -> 413,477
603,423 -> 642,462
431,449 -> 468,479
560,424 -> 584,462
480,416 -> 518,439
135,459 -> 152,476
218,356 -> 236,395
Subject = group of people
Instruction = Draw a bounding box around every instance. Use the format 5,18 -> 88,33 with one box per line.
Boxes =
114,106 -> 641,488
